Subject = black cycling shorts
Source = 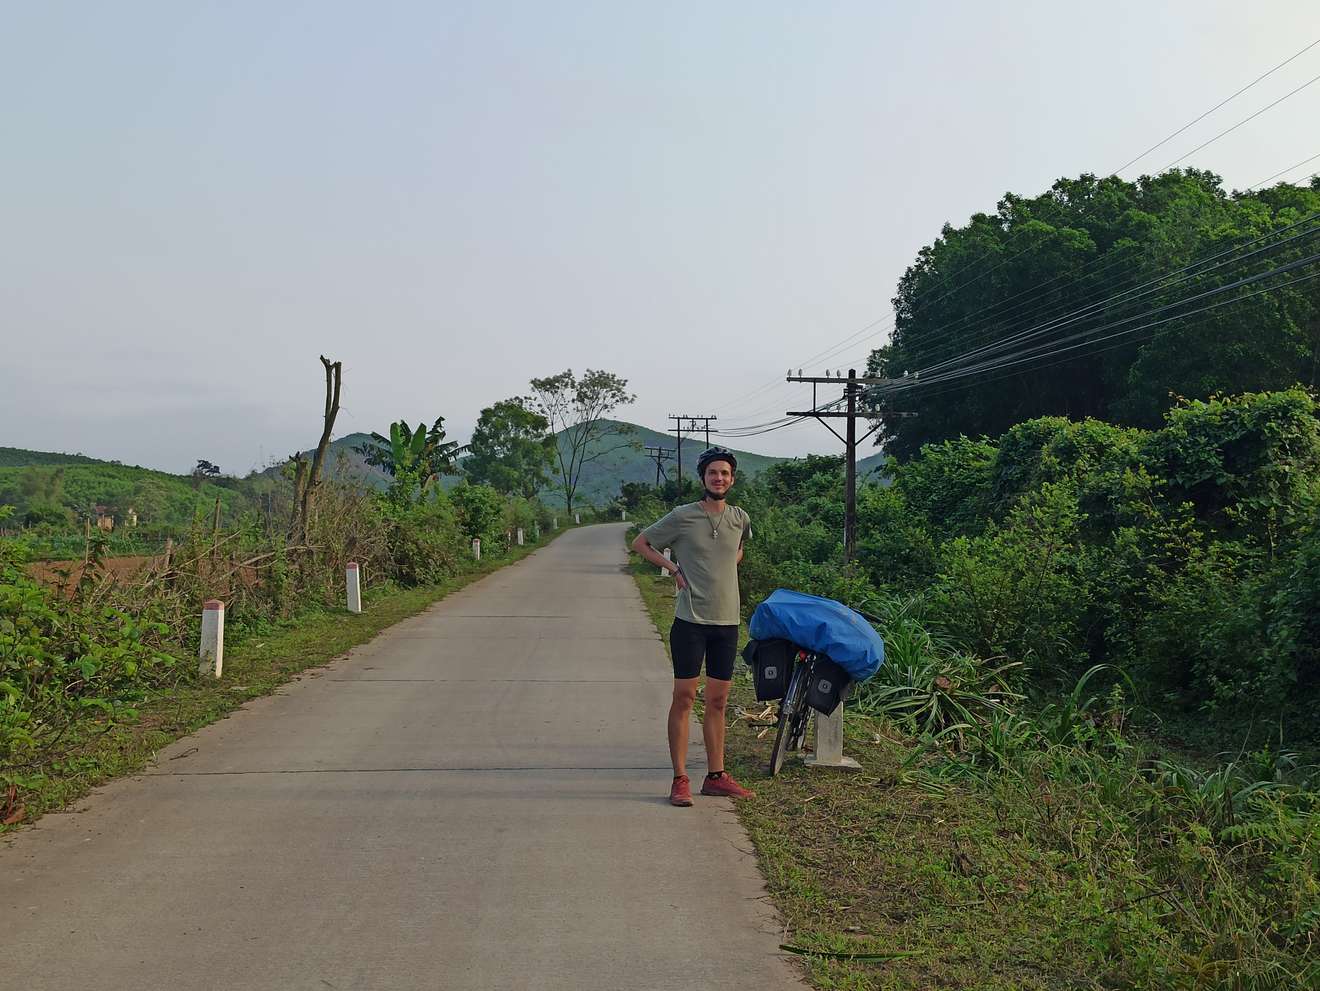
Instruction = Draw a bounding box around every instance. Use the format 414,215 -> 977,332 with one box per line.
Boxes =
669,617 -> 738,681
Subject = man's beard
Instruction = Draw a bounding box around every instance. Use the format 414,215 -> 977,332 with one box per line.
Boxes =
702,488 -> 726,502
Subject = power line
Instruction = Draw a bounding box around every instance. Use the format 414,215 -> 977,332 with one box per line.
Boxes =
748,42 -> 1320,421
906,212 -> 1320,377
882,266 -> 1320,406
1112,36 -> 1320,175
884,251 -> 1320,392
913,221 -> 1320,380
1159,69 -> 1320,173
895,188 -> 1320,375
668,414 -> 716,482
1248,151 -> 1320,190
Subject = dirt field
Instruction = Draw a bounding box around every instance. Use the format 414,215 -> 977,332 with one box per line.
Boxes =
26,555 -> 159,587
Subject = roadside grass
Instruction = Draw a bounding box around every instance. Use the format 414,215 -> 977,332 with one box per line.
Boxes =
2,535 -> 559,832
626,554 -> 1289,991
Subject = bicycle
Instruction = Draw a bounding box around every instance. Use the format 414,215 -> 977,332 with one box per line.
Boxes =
767,647 -> 818,776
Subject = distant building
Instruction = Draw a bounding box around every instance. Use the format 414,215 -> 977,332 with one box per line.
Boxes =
93,505 -> 114,532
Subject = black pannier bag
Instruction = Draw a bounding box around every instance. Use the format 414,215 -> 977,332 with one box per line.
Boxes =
805,655 -> 852,715
743,638 -> 794,701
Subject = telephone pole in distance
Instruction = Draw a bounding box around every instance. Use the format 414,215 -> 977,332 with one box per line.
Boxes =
644,445 -> 674,486
786,370 -> 915,562
667,415 -> 717,484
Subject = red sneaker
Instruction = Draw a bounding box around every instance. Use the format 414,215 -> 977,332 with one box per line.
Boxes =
700,772 -> 756,799
669,774 -> 694,807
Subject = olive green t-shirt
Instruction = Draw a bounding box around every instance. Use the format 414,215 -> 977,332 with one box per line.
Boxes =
640,502 -> 751,626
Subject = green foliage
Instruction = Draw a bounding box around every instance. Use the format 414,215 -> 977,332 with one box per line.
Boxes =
449,481 -> 507,544
0,545 -> 177,782
1143,388 -> 1320,544
849,595 -> 1024,739
932,480 -> 1091,674
376,490 -> 466,586
0,447 -> 106,468
894,436 -> 997,539
0,462 -> 248,544
872,170 -> 1320,458
357,417 -> 465,505
464,398 -> 555,498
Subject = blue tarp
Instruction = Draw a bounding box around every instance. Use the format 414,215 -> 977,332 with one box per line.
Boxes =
748,589 -> 885,682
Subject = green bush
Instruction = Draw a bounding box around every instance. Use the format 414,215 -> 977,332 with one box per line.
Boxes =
895,435 -> 997,539
379,491 -> 465,585
930,481 -> 1091,675
450,481 -> 507,546
1,545 -> 177,783
1143,388 -> 1320,545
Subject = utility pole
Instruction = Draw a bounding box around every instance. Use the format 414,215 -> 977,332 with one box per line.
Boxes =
644,445 -> 674,486
667,415 -> 717,484
786,370 -> 916,562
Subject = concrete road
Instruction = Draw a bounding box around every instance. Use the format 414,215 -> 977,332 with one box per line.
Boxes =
2,524 -> 803,991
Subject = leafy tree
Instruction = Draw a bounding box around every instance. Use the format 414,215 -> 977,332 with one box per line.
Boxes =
618,481 -> 656,510
870,171 -> 1320,459
8,467 -> 73,527
191,460 -> 221,489
464,398 -> 555,498
528,369 -> 637,513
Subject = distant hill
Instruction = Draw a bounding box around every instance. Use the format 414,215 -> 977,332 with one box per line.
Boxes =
546,420 -> 784,506
0,447 -> 113,468
276,420 -> 795,507
0,460 -> 254,537
259,432 -> 393,491
858,450 -> 890,482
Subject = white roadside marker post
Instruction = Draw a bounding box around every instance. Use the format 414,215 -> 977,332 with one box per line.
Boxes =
346,561 -> 362,614
534,524 -> 540,541
516,527 -> 524,546
805,703 -> 861,770
199,600 -> 225,679
472,538 -> 481,561
575,513 -> 580,524
621,509 -> 627,521
552,517 -> 558,529
660,547 -> 672,576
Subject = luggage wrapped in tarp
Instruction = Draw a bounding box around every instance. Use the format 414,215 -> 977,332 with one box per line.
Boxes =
748,589 -> 885,682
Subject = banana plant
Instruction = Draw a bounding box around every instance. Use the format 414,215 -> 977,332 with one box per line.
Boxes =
357,417 -> 466,481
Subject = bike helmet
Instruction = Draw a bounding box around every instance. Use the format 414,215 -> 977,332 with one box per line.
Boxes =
697,446 -> 737,474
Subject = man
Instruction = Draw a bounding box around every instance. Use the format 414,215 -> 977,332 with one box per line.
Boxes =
631,447 -> 755,806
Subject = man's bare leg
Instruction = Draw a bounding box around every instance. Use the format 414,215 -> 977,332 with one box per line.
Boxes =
668,677 -> 699,775
702,677 -> 731,773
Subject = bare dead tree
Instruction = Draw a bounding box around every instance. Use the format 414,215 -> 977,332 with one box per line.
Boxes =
287,452 -> 308,532
289,356 -> 342,539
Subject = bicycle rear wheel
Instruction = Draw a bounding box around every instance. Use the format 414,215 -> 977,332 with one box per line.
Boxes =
768,661 -> 810,777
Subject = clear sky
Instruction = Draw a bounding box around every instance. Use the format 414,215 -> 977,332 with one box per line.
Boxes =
3,1 -> 1318,473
